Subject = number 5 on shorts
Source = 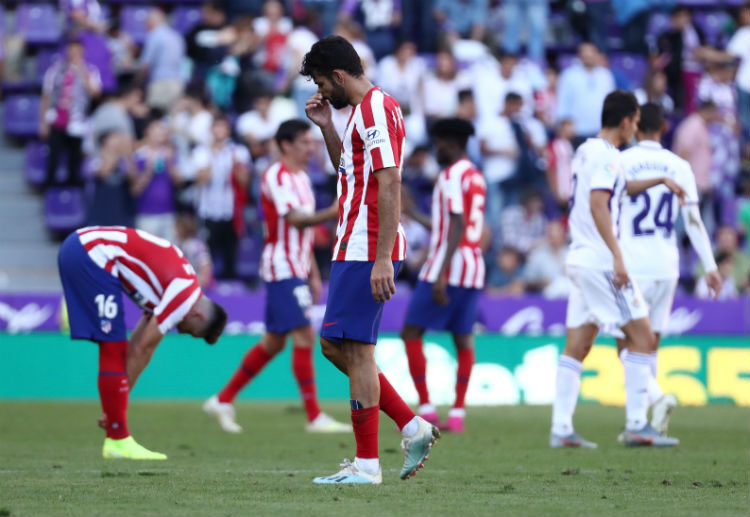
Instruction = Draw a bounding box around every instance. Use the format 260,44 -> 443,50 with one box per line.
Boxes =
94,294 -> 118,319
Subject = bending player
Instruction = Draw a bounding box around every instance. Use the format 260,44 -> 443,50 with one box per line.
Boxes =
615,102 -> 722,437
203,119 -> 350,434
549,91 -> 685,449
302,36 -> 439,485
401,118 -> 486,433
57,226 -> 228,460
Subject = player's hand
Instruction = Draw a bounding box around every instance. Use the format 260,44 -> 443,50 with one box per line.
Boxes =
305,93 -> 333,129
704,269 -> 723,300
432,277 -> 449,305
97,413 -> 108,430
371,259 -> 396,302
612,254 -> 630,289
663,178 -> 687,205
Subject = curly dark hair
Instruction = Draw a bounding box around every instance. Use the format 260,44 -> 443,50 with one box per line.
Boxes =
300,35 -> 364,80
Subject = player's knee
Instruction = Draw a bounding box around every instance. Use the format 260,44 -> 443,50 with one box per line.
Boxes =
399,325 -> 421,341
320,338 -> 339,360
261,334 -> 286,356
453,334 -> 474,350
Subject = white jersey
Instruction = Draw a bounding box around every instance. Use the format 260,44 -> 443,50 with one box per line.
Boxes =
619,140 -> 699,279
566,138 -> 626,270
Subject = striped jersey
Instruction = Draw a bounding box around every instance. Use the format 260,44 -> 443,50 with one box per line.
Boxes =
259,161 -> 315,282
76,226 -> 202,334
419,158 -> 487,288
333,87 -> 407,261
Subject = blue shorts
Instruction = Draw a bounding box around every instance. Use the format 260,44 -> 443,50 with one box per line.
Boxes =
320,261 -> 402,345
404,280 -> 481,334
265,277 -> 312,334
58,232 -> 127,342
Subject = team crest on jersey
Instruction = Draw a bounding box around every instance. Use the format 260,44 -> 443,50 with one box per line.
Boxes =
100,319 -> 112,334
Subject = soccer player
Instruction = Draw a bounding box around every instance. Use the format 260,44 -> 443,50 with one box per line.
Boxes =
549,91 -> 685,449
57,226 -> 228,460
401,118 -> 486,433
615,102 -> 722,436
202,119 -> 350,434
301,35 -> 439,485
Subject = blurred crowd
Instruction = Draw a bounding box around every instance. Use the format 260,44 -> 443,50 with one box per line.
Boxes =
1,0 -> 748,297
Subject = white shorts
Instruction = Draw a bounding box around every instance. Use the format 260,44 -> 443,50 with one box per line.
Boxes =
631,276 -> 678,334
566,265 -> 648,329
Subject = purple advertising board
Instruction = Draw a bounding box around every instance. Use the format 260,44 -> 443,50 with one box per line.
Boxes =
1,288 -> 748,335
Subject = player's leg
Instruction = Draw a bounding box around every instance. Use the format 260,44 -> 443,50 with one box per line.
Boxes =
444,333 -> 474,433
401,324 -> 434,421
98,339 -> 130,441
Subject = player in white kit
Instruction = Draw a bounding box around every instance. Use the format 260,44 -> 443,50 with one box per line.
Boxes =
550,91 -> 685,448
615,103 -> 722,437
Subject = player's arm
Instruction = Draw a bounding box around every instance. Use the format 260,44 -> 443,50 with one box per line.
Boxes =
626,177 -> 686,203
308,251 -> 322,304
126,314 -> 163,388
432,213 -> 465,305
285,203 -> 338,229
590,189 -> 629,288
371,166 -> 401,302
681,203 -> 721,298
305,93 -> 342,170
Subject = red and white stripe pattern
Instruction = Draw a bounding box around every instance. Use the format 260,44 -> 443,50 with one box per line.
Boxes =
419,158 -> 487,289
76,226 -> 202,334
259,161 -> 315,282
333,87 -> 407,262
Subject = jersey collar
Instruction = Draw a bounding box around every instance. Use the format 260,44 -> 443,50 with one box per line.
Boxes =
637,140 -> 662,150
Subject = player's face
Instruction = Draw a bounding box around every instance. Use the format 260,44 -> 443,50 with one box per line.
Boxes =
434,136 -> 453,165
621,111 -> 639,144
286,130 -> 316,165
314,74 -> 349,110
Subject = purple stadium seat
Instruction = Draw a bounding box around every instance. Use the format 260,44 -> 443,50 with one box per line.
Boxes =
693,11 -> 732,47
609,53 -> 649,90
172,6 -> 202,34
44,187 -> 86,233
25,141 -> 48,186
236,234 -> 263,280
15,4 -> 62,45
120,5 -> 151,44
4,95 -> 41,138
36,49 -> 61,84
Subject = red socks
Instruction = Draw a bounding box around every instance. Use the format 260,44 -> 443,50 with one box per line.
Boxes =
404,338 -> 430,405
454,348 -> 475,409
378,373 -> 415,430
292,347 -> 321,422
98,340 -> 130,440
218,343 -> 273,403
351,405 -> 379,459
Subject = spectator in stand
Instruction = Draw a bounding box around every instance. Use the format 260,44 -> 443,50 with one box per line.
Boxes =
186,1 -> 231,80
726,3 -> 750,148
499,187 -> 547,256
342,0 -> 402,60
535,66 -> 559,128
131,118 -> 182,243
456,89 -> 482,166
87,131 -> 136,227
334,18 -> 377,79
714,226 -> 750,293
611,0 -> 651,55
106,24 -> 138,81
557,42 -> 615,142
39,37 -> 102,189
695,252 -> 738,300
192,116 -> 251,279
87,83 -> 140,154
738,176 -> 750,251
523,219 -> 569,298
376,39 -> 425,115
545,118 -> 575,210
170,87 -> 215,162
63,0 -> 115,92
236,91 -> 294,166
501,0 -> 548,62
175,209 -> 214,289
634,70 -> 675,115
138,9 -> 186,112
253,0 -> 292,77
472,51 -> 536,124
282,11 -> 320,117
486,246 -> 525,296
433,0 -> 488,42
419,49 -> 471,123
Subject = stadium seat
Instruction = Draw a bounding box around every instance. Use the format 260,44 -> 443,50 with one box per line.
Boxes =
172,6 -> 202,34
646,11 -> 671,44
236,234 -> 263,280
44,187 -> 86,233
15,4 -> 62,45
36,49 -> 61,85
4,95 -> 42,138
24,141 -> 49,187
609,53 -> 649,90
693,11 -> 732,47
120,5 -> 151,44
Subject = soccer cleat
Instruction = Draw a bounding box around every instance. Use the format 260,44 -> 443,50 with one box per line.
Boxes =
102,436 -> 167,460
305,412 -> 353,433
623,424 -> 679,447
443,415 -> 465,433
313,458 -> 382,485
549,431 -> 598,449
400,417 -> 440,480
650,394 -> 678,435
202,395 -> 242,433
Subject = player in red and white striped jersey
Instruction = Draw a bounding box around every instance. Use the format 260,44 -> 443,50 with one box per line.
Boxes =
401,118 -> 486,434
301,35 -> 436,485
203,120 -> 349,434
58,226 -> 227,460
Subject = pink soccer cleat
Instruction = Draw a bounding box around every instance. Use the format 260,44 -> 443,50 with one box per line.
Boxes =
443,414 -> 465,433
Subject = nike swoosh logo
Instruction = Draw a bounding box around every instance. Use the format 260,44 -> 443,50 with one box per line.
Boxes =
323,322 -> 338,327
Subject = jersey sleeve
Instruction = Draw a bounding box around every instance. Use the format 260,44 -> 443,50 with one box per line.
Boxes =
445,166 -> 465,214
361,91 -> 403,172
589,152 -> 620,192
266,168 -> 299,217
154,276 -> 202,334
677,159 -> 700,205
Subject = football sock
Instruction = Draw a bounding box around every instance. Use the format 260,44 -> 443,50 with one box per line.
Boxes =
218,343 -> 273,403
453,348 -> 475,409
404,338 -> 430,405
551,355 -> 582,436
292,347 -> 321,422
351,404 -> 379,474
98,340 -> 130,440
624,351 -> 651,431
378,373 -> 416,432
622,349 -> 663,407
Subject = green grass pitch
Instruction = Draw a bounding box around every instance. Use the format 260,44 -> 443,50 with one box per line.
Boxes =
0,402 -> 748,516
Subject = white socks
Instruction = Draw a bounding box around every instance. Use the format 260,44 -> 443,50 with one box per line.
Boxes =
355,457 -> 380,475
551,355 -> 582,436
620,349 -> 663,407
401,416 -> 420,438
623,351 -> 650,431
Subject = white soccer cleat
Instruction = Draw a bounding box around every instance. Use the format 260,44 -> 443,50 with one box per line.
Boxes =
305,412 -> 352,433
313,458 -> 382,484
650,394 -> 678,435
202,395 -> 242,433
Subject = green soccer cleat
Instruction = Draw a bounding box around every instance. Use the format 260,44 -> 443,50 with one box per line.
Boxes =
102,436 -> 168,460
399,417 -> 440,480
